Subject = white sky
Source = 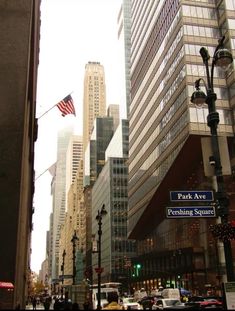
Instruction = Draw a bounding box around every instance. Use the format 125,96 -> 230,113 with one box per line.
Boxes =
31,0 -> 125,273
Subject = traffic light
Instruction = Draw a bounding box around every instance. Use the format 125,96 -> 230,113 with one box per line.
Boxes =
136,263 -> 142,276
131,263 -> 143,277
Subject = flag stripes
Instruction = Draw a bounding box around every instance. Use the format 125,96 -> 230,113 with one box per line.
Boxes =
56,94 -> 76,117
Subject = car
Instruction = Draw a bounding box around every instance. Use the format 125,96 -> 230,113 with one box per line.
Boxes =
134,288 -> 148,302
139,296 -> 156,309
185,296 -> 223,309
121,297 -> 142,310
152,298 -> 185,309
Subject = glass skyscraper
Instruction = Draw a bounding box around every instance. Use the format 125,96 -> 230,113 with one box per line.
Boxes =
128,0 -> 235,293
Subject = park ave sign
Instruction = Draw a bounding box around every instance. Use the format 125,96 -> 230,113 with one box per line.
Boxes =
166,206 -> 216,218
170,190 -> 214,202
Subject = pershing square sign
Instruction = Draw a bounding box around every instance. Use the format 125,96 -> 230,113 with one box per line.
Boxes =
166,206 -> 216,218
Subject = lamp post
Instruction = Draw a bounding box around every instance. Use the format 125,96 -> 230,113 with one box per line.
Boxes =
95,204 -> 107,310
71,230 -> 78,285
173,249 -> 182,293
61,249 -> 66,296
191,36 -> 234,281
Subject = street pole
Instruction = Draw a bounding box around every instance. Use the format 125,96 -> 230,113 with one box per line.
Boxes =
97,218 -> 102,310
71,231 -> 78,285
96,204 -> 107,310
191,36 -> 234,281
61,249 -> 66,297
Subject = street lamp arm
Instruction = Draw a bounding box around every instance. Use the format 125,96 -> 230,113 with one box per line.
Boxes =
195,78 -> 208,92
200,36 -> 227,92
200,47 -> 213,91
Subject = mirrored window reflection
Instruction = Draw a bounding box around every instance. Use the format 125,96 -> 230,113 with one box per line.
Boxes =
225,0 -> 235,10
182,5 -> 217,19
228,19 -> 235,30
183,25 -> 220,38
189,107 -> 232,125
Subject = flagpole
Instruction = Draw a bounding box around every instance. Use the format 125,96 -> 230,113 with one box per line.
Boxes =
37,92 -> 74,119
37,104 -> 57,120
35,167 -> 50,181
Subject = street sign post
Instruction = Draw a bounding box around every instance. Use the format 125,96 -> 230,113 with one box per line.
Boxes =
166,206 -> 216,218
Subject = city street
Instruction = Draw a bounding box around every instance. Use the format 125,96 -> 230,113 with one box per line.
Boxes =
25,303 -> 53,310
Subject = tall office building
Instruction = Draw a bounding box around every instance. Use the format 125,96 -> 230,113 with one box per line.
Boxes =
107,104 -> 120,132
84,117 -> 115,186
83,62 -> 106,151
128,0 -> 235,292
0,1 -> 40,308
65,135 -> 83,199
92,120 -> 136,287
118,0 -> 131,118
51,127 -> 74,283
59,159 -> 85,286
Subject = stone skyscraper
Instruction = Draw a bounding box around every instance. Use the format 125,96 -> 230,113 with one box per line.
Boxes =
83,62 -> 106,151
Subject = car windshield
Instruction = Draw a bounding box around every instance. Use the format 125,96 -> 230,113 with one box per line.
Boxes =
123,298 -> 136,303
96,292 -> 107,300
165,300 -> 181,306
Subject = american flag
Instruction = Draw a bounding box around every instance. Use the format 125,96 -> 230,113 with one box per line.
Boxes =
56,94 -> 76,117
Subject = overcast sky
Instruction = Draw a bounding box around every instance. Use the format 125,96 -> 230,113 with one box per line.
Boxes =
31,0 -> 125,273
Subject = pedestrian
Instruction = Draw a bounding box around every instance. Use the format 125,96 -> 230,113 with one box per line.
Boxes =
72,302 -> 80,310
102,291 -> 124,310
83,300 -> 90,310
53,298 -> 60,310
64,298 -> 72,310
32,297 -> 37,310
43,298 -> 51,310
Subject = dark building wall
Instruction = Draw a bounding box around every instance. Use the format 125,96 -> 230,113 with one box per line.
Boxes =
0,0 -> 40,308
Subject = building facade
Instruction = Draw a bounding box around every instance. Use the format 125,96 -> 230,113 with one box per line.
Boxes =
0,1 -> 40,308
92,120 -> 136,291
128,0 -> 235,294
83,62 -> 106,151
65,135 -> 83,198
51,127 -> 74,284
84,117 -> 115,186
118,0 -> 131,118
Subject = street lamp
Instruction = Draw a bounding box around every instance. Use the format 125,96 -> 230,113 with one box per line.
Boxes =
61,249 -> 66,296
191,36 -> 234,281
95,204 -> 107,310
71,230 -> 78,285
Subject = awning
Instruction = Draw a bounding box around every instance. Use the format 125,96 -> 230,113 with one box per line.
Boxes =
0,282 -> 14,289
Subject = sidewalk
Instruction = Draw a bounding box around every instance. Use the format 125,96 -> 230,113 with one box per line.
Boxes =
25,303 -> 53,310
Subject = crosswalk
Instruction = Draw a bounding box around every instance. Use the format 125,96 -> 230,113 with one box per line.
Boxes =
25,303 -> 53,310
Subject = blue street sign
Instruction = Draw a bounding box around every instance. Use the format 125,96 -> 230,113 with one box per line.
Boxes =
170,191 -> 214,202
166,206 -> 216,218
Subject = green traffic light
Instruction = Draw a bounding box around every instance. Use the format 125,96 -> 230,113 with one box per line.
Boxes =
136,264 -> 142,269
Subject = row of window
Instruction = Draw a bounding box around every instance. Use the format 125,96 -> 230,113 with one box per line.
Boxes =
129,67 -> 186,174
182,5 -> 218,19
189,106 -> 232,124
225,0 -> 235,10
183,25 -> 220,38
131,0 -> 180,97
